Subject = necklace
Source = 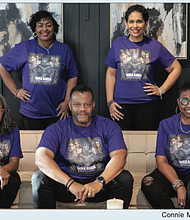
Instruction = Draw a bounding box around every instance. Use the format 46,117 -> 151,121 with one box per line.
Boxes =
38,42 -> 54,54
180,115 -> 190,133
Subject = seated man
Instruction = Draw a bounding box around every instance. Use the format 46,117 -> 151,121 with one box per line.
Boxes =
32,85 -> 133,209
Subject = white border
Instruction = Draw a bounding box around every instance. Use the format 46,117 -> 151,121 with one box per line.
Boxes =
1,1 -> 189,220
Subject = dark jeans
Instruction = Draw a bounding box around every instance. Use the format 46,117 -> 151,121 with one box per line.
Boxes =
115,99 -> 160,130
141,168 -> 190,209
22,115 -> 59,130
0,172 -> 21,208
31,170 -> 134,209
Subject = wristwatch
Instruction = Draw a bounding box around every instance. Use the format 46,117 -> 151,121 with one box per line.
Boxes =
96,176 -> 105,186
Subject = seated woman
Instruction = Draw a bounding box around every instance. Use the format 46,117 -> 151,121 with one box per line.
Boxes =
141,82 -> 190,209
0,94 -> 23,208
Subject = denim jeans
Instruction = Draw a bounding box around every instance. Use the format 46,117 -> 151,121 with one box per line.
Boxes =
31,170 -> 133,209
0,172 -> 21,208
141,168 -> 190,209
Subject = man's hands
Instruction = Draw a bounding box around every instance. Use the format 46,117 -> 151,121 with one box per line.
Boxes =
0,167 -> 10,190
69,180 -> 103,203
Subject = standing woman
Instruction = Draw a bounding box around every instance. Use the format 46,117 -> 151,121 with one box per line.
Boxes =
0,10 -> 79,130
141,82 -> 190,209
0,94 -> 23,208
105,4 -> 181,130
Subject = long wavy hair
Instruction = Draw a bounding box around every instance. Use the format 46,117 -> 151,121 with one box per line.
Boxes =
0,94 -> 16,137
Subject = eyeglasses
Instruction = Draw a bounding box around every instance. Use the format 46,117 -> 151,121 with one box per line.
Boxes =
0,109 -> 5,114
179,97 -> 190,106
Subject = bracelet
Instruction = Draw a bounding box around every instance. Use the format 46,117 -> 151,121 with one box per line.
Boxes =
107,100 -> 115,108
65,178 -> 73,189
160,86 -> 166,94
176,183 -> 184,190
67,180 -> 75,191
172,179 -> 184,191
159,88 -> 162,100
14,88 -> 20,98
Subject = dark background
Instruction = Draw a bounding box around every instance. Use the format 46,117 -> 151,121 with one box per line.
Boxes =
0,3 -> 190,130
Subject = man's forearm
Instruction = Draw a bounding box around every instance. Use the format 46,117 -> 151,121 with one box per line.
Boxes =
36,149 -> 71,186
98,149 -> 127,185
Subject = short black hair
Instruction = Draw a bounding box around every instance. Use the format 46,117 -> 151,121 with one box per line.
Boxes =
125,4 -> 149,23
70,85 -> 94,100
178,82 -> 190,97
29,10 -> 59,41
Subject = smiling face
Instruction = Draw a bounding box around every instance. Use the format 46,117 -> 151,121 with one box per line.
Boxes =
126,11 -> 148,42
177,90 -> 190,122
35,17 -> 54,47
69,91 -> 95,127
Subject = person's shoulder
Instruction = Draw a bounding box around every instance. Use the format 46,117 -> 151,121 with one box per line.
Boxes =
112,35 -> 127,44
93,115 -> 120,128
5,124 -> 19,137
159,113 -> 180,130
17,39 -> 35,46
13,39 -> 36,51
46,116 -> 72,131
145,36 -> 162,46
54,40 -> 72,50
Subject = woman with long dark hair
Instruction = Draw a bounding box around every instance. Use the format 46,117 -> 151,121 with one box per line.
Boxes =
0,94 -> 23,208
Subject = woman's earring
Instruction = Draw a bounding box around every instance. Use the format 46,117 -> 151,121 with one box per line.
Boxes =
144,27 -> 149,36
124,28 -> 129,36
33,32 -> 38,38
175,105 -> 179,114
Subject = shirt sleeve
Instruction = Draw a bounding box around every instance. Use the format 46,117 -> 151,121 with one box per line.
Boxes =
104,43 -> 117,69
9,125 -> 23,158
65,47 -> 79,80
158,43 -> 175,69
37,124 -> 60,156
0,43 -> 24,72
106,120 -> 127,153
155,122 -> 167,157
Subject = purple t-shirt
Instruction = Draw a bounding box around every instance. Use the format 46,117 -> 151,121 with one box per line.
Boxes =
0,39 -> 79,118
156,113 -> 190,175
104,35 -> 175,104
0,125 -> 23,167
38,115 -> 127,180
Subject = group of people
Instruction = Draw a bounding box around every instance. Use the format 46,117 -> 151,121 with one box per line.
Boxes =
0,4 -> 190,210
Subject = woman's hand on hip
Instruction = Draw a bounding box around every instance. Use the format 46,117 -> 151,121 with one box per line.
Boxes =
143,83 -> 160,96
109,102 -> 124,121
56,101 -> 69,120
17,89 -> 31,102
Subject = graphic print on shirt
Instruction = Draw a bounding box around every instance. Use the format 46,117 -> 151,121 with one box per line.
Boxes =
67,137 -> 104,174
120,49 -> 150,81
0,140 -> 10,166
169,134 -> 190,168
29,53 -> 60,85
